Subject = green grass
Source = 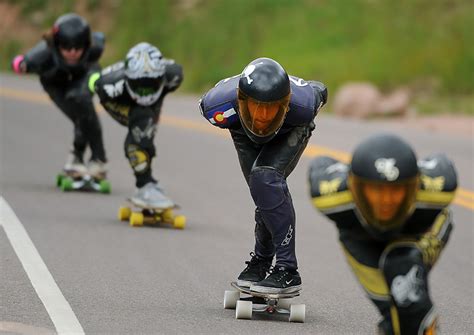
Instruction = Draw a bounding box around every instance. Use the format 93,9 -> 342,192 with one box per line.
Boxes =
3,0 -> 474,114
109,0 -> 474,96
414,94 -> 474,115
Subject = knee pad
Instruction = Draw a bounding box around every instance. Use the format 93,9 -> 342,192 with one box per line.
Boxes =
249,167 -> 288,210
381,245 -> 429,307
381,245 -> 434,334
126,144 -> 150,174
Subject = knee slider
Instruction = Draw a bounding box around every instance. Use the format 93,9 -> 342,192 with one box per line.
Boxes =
249,167 -> 287,210
381,245 -> 430,308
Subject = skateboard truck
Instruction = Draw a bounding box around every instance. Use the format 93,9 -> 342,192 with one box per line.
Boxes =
56,173 -> 111,193
224,282 -> 305,322
118,200 -> 186,229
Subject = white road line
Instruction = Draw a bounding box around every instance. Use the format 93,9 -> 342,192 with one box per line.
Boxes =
0,196 -> 84,335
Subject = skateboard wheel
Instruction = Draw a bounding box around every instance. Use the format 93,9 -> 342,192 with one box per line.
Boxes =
162,208 -> 174,222
223,290 -> 240,309
60,177 -> 73,191
99,180 -> 111,194
118,207 -> 131,221
278,298 -> 292,310
235,300 -> 252,320
56,174 -> 64,187
289,304 -> 305,323
129,212 -> 144,227
173,215 -> 186,229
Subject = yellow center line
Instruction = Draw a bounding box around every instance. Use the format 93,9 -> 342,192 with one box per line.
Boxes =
2,86 -> 473,211
453,197 -> 474,211
457,189 -> 474,200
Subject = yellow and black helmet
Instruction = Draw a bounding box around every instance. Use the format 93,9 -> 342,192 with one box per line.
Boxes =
349,134 -> 420,239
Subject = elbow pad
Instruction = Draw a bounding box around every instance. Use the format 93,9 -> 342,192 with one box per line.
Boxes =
88,72 -> 101,93
309,80 -> 328,106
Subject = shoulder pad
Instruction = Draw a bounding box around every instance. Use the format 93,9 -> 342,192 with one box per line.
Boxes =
308,156 -> 353,213
96,62 -> 126,99
88,32 -> 105,62
284,77 -> 317,126
163,60 -> 183,91
308,80 -> 328,108
416,153 -> 458,208
200,76 -> 240,129
101,61 -> 125,77
24,40 -> 51,72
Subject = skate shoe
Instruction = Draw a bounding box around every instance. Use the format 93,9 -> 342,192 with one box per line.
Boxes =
237,252 -> 272,288
87,159 -> 107,179
131,182 -> 174,208
250,266 -> 301,294
63,153 -> 87,176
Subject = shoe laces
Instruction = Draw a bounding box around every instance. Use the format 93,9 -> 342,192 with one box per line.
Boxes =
244,252 -> 270,272
245,252 -> 258,266
267,266 -> 289,282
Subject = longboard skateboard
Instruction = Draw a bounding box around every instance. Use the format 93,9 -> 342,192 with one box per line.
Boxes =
223,282 -> 305,322
56,172 -> 111,194
118,199 -> 186,229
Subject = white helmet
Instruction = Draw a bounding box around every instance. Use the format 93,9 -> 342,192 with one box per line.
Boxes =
124,42 -> 166,106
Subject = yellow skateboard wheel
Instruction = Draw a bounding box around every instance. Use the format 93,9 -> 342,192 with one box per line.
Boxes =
162,208 -> 174,223
118,207 -> 132,221
173,215 -> 186,229
129,212 -> 144,227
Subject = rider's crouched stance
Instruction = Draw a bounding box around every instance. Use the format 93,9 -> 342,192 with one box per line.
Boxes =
200,57 -> 327,294
90,42 -> 183,207
12,13 -> 108,177
308,134 -> 457,334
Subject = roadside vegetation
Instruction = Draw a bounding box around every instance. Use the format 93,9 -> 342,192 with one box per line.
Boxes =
2,0 -> 473,114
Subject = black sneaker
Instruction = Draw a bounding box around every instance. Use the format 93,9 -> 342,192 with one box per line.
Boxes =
250,266 -> 302,294
237,252 -> 272,287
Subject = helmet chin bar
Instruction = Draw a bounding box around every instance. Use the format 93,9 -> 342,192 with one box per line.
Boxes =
125,80 -> 164,106
353,207 -> 406,240
241,124 -> 279,144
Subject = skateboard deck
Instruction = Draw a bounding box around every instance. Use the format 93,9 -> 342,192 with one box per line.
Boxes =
118,199 -> 186,229
56,172 -> 111,194
223,282 -> 305,322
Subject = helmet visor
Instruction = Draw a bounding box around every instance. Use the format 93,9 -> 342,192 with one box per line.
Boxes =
56,35 -> 88,50
350,175 -> 418,233
237,90 -> 290,138
127,77 -> 164,97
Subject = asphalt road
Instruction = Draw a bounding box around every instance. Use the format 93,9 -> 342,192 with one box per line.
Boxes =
1,74 -> 473,334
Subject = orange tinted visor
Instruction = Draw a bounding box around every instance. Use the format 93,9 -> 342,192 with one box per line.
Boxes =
237,90 -> 290,137
349,175 -> 418,233
362,183 -> 408,221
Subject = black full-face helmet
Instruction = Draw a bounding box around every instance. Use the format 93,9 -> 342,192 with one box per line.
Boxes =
124,42 -> 166,106
237,57 -> 291,144
349,134 -> 420,239
53,13 -> 91,50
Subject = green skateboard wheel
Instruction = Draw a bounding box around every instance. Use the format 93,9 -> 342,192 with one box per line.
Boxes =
60,176 -> 73,191
99,180 -> 111,194
56,174 -> 64,187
